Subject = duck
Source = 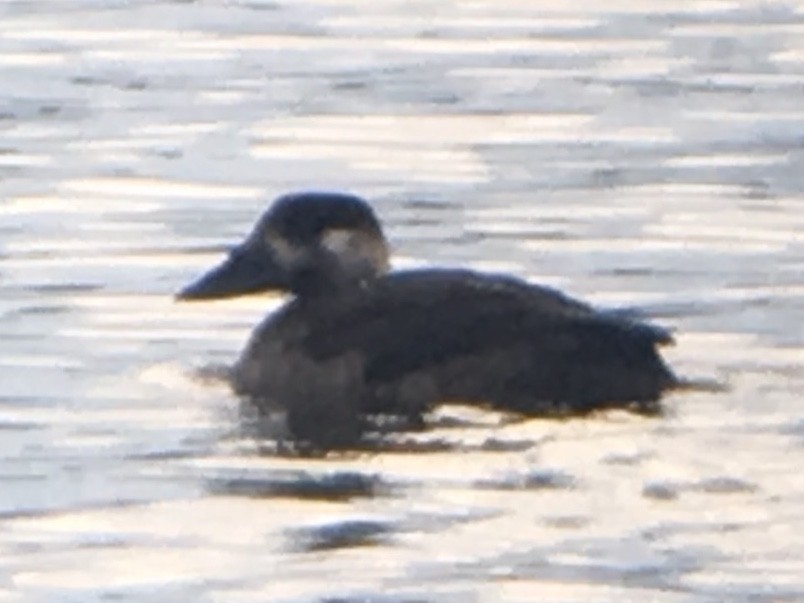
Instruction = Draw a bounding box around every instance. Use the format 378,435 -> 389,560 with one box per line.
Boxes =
178,191 -> 687,448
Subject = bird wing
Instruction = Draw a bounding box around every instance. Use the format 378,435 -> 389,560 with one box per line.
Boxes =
301,269 -> 672,385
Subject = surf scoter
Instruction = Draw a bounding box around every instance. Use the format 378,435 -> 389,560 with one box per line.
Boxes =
178,191 -> 685,448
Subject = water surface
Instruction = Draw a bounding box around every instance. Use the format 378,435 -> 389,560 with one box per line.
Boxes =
1,1 -> 803,602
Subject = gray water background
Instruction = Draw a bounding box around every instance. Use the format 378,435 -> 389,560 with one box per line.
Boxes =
1,1 -> 803,601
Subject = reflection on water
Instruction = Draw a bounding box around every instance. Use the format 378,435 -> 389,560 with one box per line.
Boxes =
1,0 -> 803,601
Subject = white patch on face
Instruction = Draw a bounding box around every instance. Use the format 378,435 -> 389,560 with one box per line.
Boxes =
266,230 -> 305,266
320,228 -> 356,258
320,228 -> 390,274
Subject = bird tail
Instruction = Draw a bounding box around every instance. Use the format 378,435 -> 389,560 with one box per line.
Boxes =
670,376 -> 728,393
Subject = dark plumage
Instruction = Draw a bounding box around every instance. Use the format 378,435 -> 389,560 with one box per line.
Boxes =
178,191 -> 684,448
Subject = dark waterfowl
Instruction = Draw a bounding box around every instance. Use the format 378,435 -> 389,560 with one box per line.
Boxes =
178,191 -> 685,448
